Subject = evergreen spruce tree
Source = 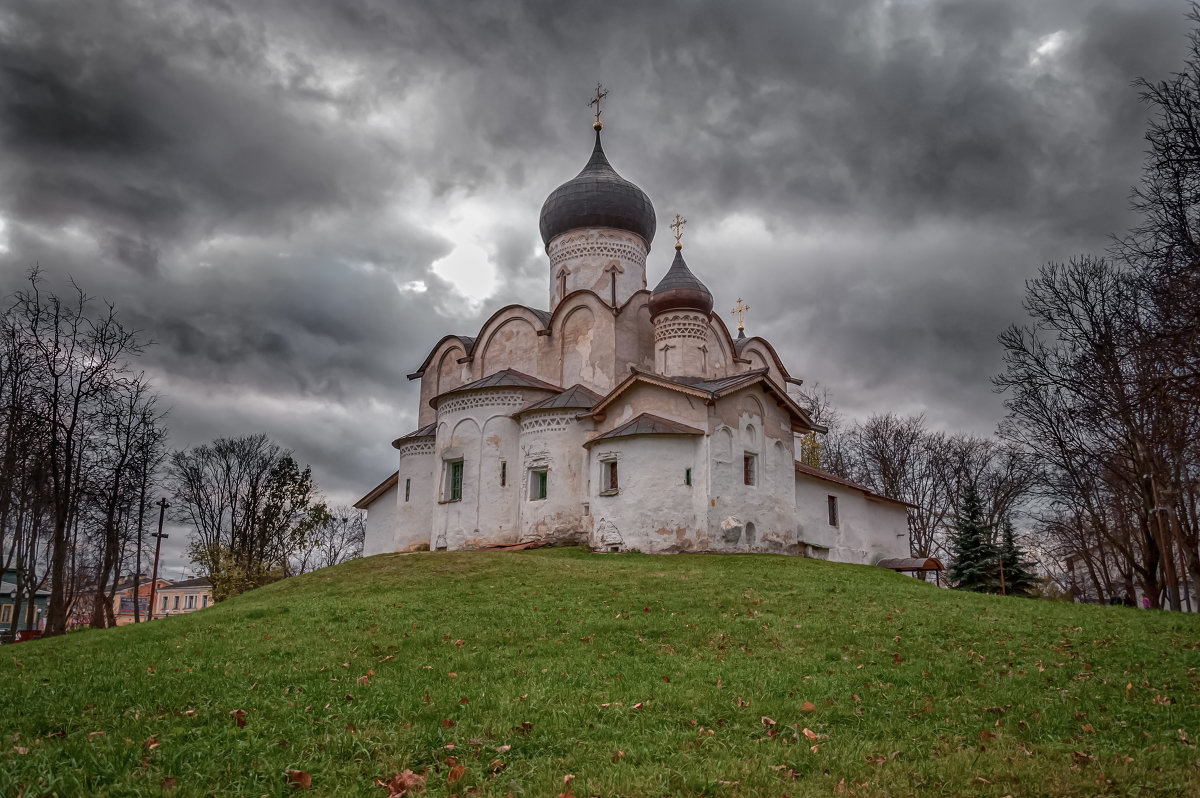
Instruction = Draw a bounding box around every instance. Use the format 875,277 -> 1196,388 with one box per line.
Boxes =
948,483 -> 1001,593
998,516 -> 1038,596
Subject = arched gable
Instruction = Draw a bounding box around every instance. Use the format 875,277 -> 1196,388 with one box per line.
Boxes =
477,314 -> 541,377
736,337 -> 799,386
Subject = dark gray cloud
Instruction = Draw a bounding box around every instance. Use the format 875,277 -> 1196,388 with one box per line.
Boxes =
0,0 -> 1191,571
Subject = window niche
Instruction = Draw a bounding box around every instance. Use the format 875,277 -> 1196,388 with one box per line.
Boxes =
529,468 -> 548,501
743,452 -> 758,486
443,460 -> 464,502
827,495 -> 839,527
600,459 -> 619,496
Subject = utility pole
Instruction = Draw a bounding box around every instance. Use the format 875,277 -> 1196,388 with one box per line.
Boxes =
148,498 -> 169,621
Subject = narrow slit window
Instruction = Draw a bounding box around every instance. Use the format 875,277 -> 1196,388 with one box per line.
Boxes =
404,478 -> 411,502
827,495 -> 839,527
500,461 -> 507,487
685,467 -> 692,486
743,453 -> 757,486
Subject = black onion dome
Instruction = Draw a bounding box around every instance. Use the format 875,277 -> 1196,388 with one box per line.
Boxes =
539,131 -> 656,247
648,248 -> 714,317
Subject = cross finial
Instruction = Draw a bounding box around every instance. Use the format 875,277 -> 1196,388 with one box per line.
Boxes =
731,298 -> 751,332
589,83 -> 609,130
670,214 -> 687,250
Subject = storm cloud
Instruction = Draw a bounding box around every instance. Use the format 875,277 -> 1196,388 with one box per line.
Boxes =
0,0 -> 1190,570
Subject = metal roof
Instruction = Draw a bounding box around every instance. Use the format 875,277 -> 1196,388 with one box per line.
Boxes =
517,384 -> 603,414
649,247 -> 713,316
539,130 -> 656,247
878,557 -> 944,572
586,412 -> 704,445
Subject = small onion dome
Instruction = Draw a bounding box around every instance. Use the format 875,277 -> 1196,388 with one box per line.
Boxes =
648,247 -> 714,317
539,130 -> 656,247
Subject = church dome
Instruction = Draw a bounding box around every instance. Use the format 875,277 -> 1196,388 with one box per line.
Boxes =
648,247 -> 713,317
539,130 -> 656,247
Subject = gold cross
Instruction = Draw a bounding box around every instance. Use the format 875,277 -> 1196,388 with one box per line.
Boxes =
589,83 -> 609,130
731,298 -> 750,331
670,214 -> 687,249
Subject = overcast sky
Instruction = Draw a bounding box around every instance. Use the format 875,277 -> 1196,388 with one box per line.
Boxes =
0,0 -> 1191,572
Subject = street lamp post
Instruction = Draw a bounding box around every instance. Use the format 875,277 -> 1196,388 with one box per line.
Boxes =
148,498 -> 169,621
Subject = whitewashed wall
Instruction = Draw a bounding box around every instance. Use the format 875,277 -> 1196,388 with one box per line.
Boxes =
517,411 -> 593,544
395,439 -> 435,551
362,481 -> 399,556
794,473 -> 909,564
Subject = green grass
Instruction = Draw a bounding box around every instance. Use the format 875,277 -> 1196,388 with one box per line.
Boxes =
2,549 -> 1199,797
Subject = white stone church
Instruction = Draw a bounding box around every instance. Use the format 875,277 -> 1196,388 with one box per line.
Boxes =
356,113 -> 911,564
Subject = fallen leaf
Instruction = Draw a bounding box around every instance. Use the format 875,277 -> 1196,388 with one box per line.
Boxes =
374,768 -> 426,797
1073,750 -> 1094,765
496,745 -> 511,753
1082,724 -> 1095,733
454,640 -> 464,647
13,746 -> 29,755
447,764 -> 465,783
612,749 -> 625,763
444,743 -> 456,750
230,709 -> 247,728
459,697 -> 469,705
161,777 -> 178,790
801,701 -> 817,713
358,676 -> 370,686
662,676 -> 670,682
144,735 -> 160,750
761,716 -> 777,728
1179,729 -> 1193,747
448,672 -> 457,678
441,718 -> 455,728
88,731 -> 105,741
632,702 -> 645,709
802,728 -> 819,741
287,770 -> 312,789
717,678 -> 723,689
835,777 -> 846,794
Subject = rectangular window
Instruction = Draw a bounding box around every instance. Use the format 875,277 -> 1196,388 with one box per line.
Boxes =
186,595 -> 195,609
744,453 -> 757,486
0,604 -> 11,624
445,460 -> 464,502
827,495 -> 839,527
529,468 -> 548,501
173,595 -> 180,610
600,460 -> 619,495
500,461 -> 507,487
404,478 -> 411,502
685,467 -> 692,486
202,595 -> 209,609
162,596 -> 168,611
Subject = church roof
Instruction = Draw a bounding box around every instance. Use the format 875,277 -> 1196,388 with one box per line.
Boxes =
794,461 -> 915,508
648,247 -> 713,317
430,368 -> 562,408
354,471 -> 399,510
539,129 -> 656,247
585,413 -> 704,445
588,368 -> 825,434
391,422 -> 436,449
516,384 -> 603,415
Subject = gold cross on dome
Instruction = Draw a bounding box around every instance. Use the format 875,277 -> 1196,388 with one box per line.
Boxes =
731,298 -> 750,331
670,214 -> 687,249
589,83 -> 609,129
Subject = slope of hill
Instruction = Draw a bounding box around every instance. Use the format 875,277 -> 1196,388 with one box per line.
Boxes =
2,549 -> 1198,797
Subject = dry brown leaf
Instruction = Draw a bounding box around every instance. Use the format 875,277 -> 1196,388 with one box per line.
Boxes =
374,768 -> 426,797
803,728 -> 819,741
358,676 -> 370,686
761,716 -> 777,727
441,718 -> 455,728
459,697 -> 469,705
835,777 -> 846,794
288,770 -> 312,789
161,777 -> 178,790
1081,724 -> 1095,733
801,701 -> 817,713
447,764 -> 465,783
496,745 -> 511,753
611,749 -> 625,763
230,709 -> 247,728
144,735 -> 160,750
13,746 -> 29,755
88,731 -> 105,741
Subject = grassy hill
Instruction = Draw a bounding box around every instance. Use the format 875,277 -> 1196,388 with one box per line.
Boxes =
2,549 -> 1198,797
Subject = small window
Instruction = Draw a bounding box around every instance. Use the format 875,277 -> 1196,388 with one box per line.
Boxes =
685,467 -> 692,486
600,461 -> 619,496
186,595 -> 195,609
202,595 -> 209,608
404,478 -> 411,502
445,460 -> 464,502
529,468 -> 548,501
173,595 -> 180,610
827,495 -> 839,527
744,453 -> 757,486
162,596 -> 168,611
500,461 -> 507,487
0,604 -> 11,624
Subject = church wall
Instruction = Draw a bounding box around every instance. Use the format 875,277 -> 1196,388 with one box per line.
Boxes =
653,309 -> 710,377
793,474 -> 909,564
547,228 -> 648,311
416,341 -> 469,427
362,482 -> 399,557
706,389 -> 802,554
739,343 -> 787,387
610,292 -> 655,376
589,435 -> 708,553
477,317 -> 541,379
592,383 -> 708,435
553,297 -> 619,394
517,411 -> 593,545
394,439 -> 435,551
431,388 -> 537,550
